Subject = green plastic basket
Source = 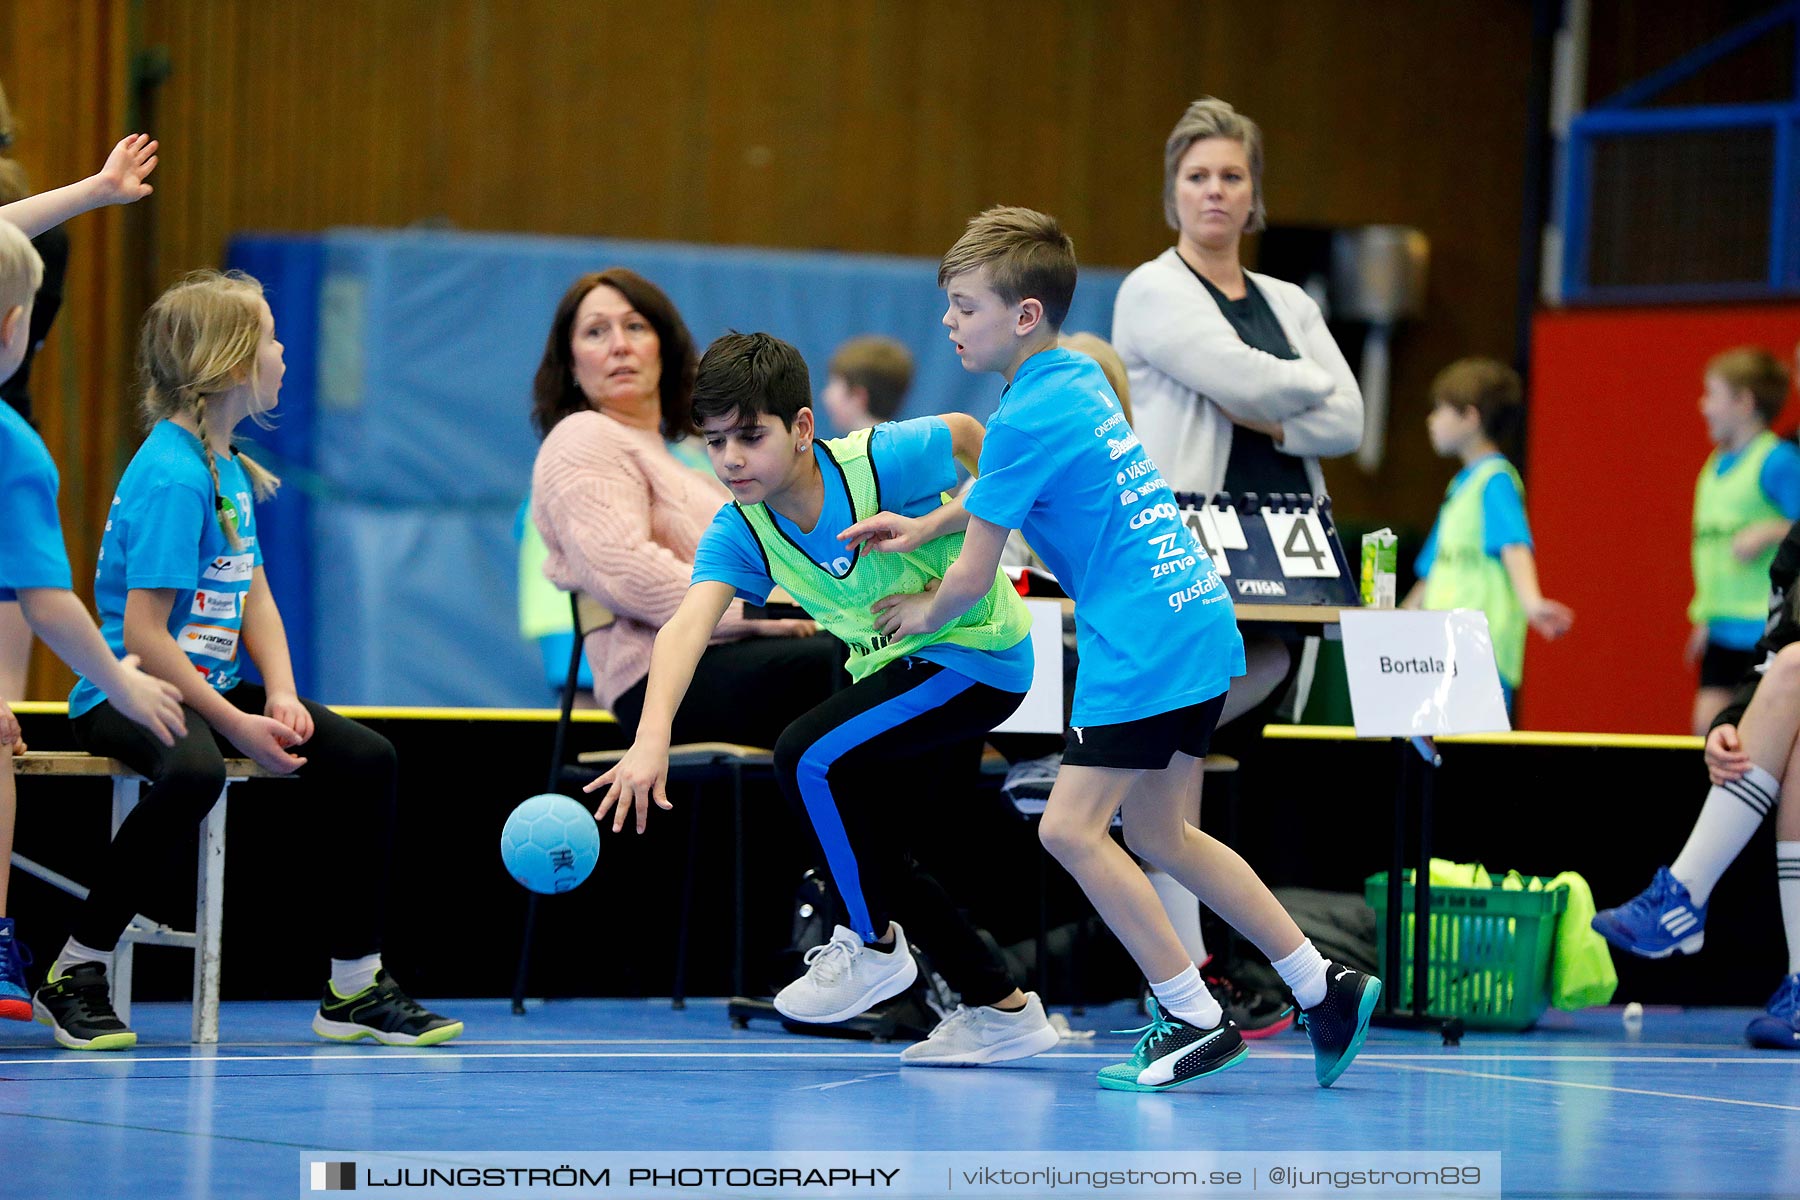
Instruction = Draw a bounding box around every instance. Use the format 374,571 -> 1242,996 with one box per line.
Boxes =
1365,872 -> 1568,1031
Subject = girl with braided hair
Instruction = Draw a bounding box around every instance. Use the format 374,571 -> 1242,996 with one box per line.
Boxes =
35,270 -> 462,1051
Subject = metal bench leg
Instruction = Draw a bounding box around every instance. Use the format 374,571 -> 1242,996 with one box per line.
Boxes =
731,764 -> 746,999
192,783 -> 229,1043
110,777 -> 140,1030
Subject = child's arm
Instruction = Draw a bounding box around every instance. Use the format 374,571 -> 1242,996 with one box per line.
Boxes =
239,567 -> 314,745
1732,519 -> 1792,563
583,581 -> 736,833
14,587 -> 186,745
871,516 -> 1012,638
122,588 -> 305,773
1499,544 -> 1574,639
839,412 -> 984,553
0,135 -> 158,238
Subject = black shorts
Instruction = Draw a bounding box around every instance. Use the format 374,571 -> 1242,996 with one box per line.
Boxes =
1061,692 -> 1228,771
1700,642 -> 1759,689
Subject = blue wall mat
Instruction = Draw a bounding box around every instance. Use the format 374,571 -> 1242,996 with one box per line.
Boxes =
223,235 -> 327,694
234,228 -> 1126,705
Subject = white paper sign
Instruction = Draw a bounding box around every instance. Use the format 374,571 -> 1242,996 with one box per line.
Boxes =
994,599 -> 1066,735
1339,609 -> 1511,738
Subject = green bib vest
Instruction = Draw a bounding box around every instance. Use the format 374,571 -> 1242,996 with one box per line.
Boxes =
1422,456 -> 1527,688
1690,430 -> 1784,626
735,429 -> 1032,683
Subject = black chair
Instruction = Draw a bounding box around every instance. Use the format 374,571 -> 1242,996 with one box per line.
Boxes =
510,593 -> 773,1014
994,749 -> 1241,1005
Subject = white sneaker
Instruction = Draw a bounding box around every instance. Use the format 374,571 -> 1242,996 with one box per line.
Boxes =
900,992 -> 1061,1067
773,923 -> 919,1024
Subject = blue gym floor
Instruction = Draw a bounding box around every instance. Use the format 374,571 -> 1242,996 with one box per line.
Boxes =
0,998 -> 1794,1199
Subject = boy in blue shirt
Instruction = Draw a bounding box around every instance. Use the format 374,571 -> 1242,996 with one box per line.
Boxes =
0,210 -> 184,1023
843,206 -> 1380,1092
591,332 -> 1061,1067
1403,358 -> 1573,708
1686,347 -> 1800,736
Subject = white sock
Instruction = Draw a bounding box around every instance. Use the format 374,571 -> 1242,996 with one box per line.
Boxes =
330,953 -> 382,998
1779,842 -> 1800,976
1271,938 -> 1329,1010
1149,963 -> 1223,1029
1146,867 -> 1208,968
53,938 -> 114,980
1670,764 -> 1779,907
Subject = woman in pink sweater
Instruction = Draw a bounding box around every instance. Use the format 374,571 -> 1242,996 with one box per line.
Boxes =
529,269 -> 842,744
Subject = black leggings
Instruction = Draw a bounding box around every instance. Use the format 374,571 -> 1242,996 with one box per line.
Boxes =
70,683 -> 397,960
774,658 -> 1024,1009
610,632 -> 848,748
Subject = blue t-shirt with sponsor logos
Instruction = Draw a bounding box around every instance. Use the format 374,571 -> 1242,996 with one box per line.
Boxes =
692,415 -> 1033,693
0,401 -> 73,601
69,421 -> 264,718
963,347 -> 1245,725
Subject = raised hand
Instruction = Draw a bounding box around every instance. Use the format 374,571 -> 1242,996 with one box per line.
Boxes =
93,134 -> 159,207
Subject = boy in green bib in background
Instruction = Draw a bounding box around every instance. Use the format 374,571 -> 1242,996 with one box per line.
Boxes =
1404,357 -> 1574,708
589,332 -> 1061,1068
1686,347 -> 1799,736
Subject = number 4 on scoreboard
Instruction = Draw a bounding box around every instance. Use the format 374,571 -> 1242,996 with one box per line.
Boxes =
1262,510 -> 1339,578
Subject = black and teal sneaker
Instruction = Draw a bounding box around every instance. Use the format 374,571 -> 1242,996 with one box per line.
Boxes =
1097,997 -> 1247,1092
1298,965 -> 1381,1087
312,970 -> 463,1046
33,962 -> 138,1051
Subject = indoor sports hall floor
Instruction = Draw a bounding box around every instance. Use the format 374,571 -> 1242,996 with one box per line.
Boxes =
1,999 -> 1795,1198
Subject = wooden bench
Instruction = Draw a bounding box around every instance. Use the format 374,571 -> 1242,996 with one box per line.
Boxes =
9,751 -> 286,1043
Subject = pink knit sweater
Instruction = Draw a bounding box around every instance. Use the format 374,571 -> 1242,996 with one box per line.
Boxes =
531,410 -> 766,711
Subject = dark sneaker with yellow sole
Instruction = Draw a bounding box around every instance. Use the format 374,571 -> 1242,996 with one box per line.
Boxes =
312,970 -> 463,1046
33,962 -> 138,1051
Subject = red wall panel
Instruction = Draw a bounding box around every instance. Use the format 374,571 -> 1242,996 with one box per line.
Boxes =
1522,304 -> 1800,732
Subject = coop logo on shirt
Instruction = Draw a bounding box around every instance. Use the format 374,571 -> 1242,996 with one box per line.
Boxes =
191,590 -> 237,620
179,624 -> 240,662
1128,501 -> 1180,531
202,554 -> 254,583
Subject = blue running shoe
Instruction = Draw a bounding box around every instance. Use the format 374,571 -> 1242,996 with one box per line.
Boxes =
1590,866 -> 1706,958
1096,998 -> 1248,1092
1298,964 -> 1381,1087
0,918 -> 32,1021
1745,974 -> 1800,1050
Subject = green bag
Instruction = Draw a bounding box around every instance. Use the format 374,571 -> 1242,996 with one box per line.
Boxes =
1545,870 -> 1618,1011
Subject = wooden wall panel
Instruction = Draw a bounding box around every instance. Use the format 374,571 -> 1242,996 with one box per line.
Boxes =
0,0 -> 132,700
8,0 -> 1544,698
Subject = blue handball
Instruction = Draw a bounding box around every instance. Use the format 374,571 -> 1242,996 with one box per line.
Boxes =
500,794 -> 601,895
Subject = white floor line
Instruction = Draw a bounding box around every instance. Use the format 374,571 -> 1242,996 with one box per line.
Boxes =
799,1072 -> 901,1091
1365,1059 -> 1800,1112
0,1047 -> 1790,1069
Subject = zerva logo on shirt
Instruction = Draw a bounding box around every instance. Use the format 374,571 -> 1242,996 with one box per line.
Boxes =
202,554 -> 254,583
191,590 -> 237,620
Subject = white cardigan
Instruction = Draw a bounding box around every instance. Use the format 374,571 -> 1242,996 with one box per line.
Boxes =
1111,248 -> 1363,496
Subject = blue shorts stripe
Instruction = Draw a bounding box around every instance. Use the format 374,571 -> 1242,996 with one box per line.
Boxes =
792,667 -> 978,942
